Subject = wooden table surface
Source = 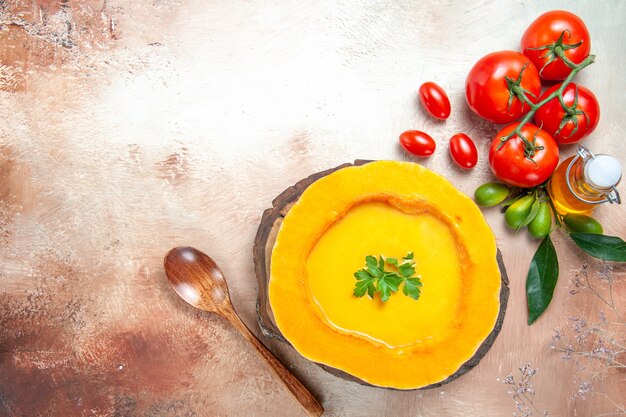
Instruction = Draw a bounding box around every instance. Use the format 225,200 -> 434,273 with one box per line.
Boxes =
1,1 -> 624,416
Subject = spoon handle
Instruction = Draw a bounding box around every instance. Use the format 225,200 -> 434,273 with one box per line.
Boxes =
223,309 -> 324,417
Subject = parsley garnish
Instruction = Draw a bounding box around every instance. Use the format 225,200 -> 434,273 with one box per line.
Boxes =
353,252 -> 423,302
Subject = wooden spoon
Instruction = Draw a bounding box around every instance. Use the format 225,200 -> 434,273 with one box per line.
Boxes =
164,246 -> 323,417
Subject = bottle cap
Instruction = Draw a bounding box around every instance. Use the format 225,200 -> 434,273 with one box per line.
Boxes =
584,154 -> 622,189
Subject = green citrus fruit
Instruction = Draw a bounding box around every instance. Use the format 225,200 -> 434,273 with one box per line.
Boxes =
505,195 -> 535,230
474,182 -> 510,207
528,202 -> 552,238
563,213 -> 603,234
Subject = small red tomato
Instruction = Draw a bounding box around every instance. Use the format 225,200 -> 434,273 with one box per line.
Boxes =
399,130 -> 436,157
489,123 -> 559,188
449,133 -> 478,169
418,82 -> 451,120
533,83 -> 600,144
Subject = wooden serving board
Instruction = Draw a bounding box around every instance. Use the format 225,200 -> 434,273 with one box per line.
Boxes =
253,161 -> 510,389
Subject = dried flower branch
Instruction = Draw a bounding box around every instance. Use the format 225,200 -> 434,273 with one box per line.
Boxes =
503,364 -> 549,417
551,264 -> 625,416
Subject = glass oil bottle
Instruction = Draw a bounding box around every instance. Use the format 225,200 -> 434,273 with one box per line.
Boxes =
548,146 -> 622,215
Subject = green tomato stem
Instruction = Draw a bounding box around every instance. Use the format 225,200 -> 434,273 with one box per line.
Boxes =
557,91 -> 570,114
545,194 -> 563,227
556,48 -> 580,69
499,53 -> 595,157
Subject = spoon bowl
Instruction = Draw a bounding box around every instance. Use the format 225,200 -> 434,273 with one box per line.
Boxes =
163,246 -> 323,417
164,246 -> 230,313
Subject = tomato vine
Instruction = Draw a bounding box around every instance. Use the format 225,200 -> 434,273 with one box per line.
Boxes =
497,33 -> 596,160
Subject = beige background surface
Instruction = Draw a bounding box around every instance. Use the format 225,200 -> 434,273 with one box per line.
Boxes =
0,0 -> 624,416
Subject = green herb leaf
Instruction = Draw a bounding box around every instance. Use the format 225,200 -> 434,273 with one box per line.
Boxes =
353,269 -> 377,298
354,270 -> 371,281
378,278 -> 391,302
526,235 -> 559,325
399,264 -> 416,278
382,274 -> 403,292
353,280 -> 369,297
367,265 -> 382,278
353,252 -> 423,302
403,277 -> 423,300
570,233 -> 626,262
386,257 -> 398,267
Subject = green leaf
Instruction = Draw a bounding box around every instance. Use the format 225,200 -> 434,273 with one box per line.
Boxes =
500,192 -> 523,208
353,280 -> 369,297
386,257 -> 398,267
526,235 -> 559,325
353,269 -> 376,299
367,265 -> 382,277
383,275 -> 403,292
353,252 -> 423,302
378,279 -> 391,302
354,270 -> 372,280
406,277 -> 423,287
399,264 -> 416,278
519,198 -> 540,228
403,277 -> 423,300
570,233 -> 626,262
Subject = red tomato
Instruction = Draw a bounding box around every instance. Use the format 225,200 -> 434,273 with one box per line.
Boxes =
399,130 -> 436,157
466,51 -> 541,124
521,10 -> 590,80
489,123 -> 559,188
449,133 -> 478,169
418,82 -> 451,120
534,83 -> 599,144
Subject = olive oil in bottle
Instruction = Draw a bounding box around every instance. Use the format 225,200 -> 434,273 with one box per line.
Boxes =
548,146 -> 622,215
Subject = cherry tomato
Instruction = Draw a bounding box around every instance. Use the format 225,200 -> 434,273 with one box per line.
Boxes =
399,130 -> 436,157
449,133 -> 478,169
466,51 -> 541,124
533,83 -> 599,144
489,123 -> 559,188
418,82 -> 451,120
521,10 -> 590,80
